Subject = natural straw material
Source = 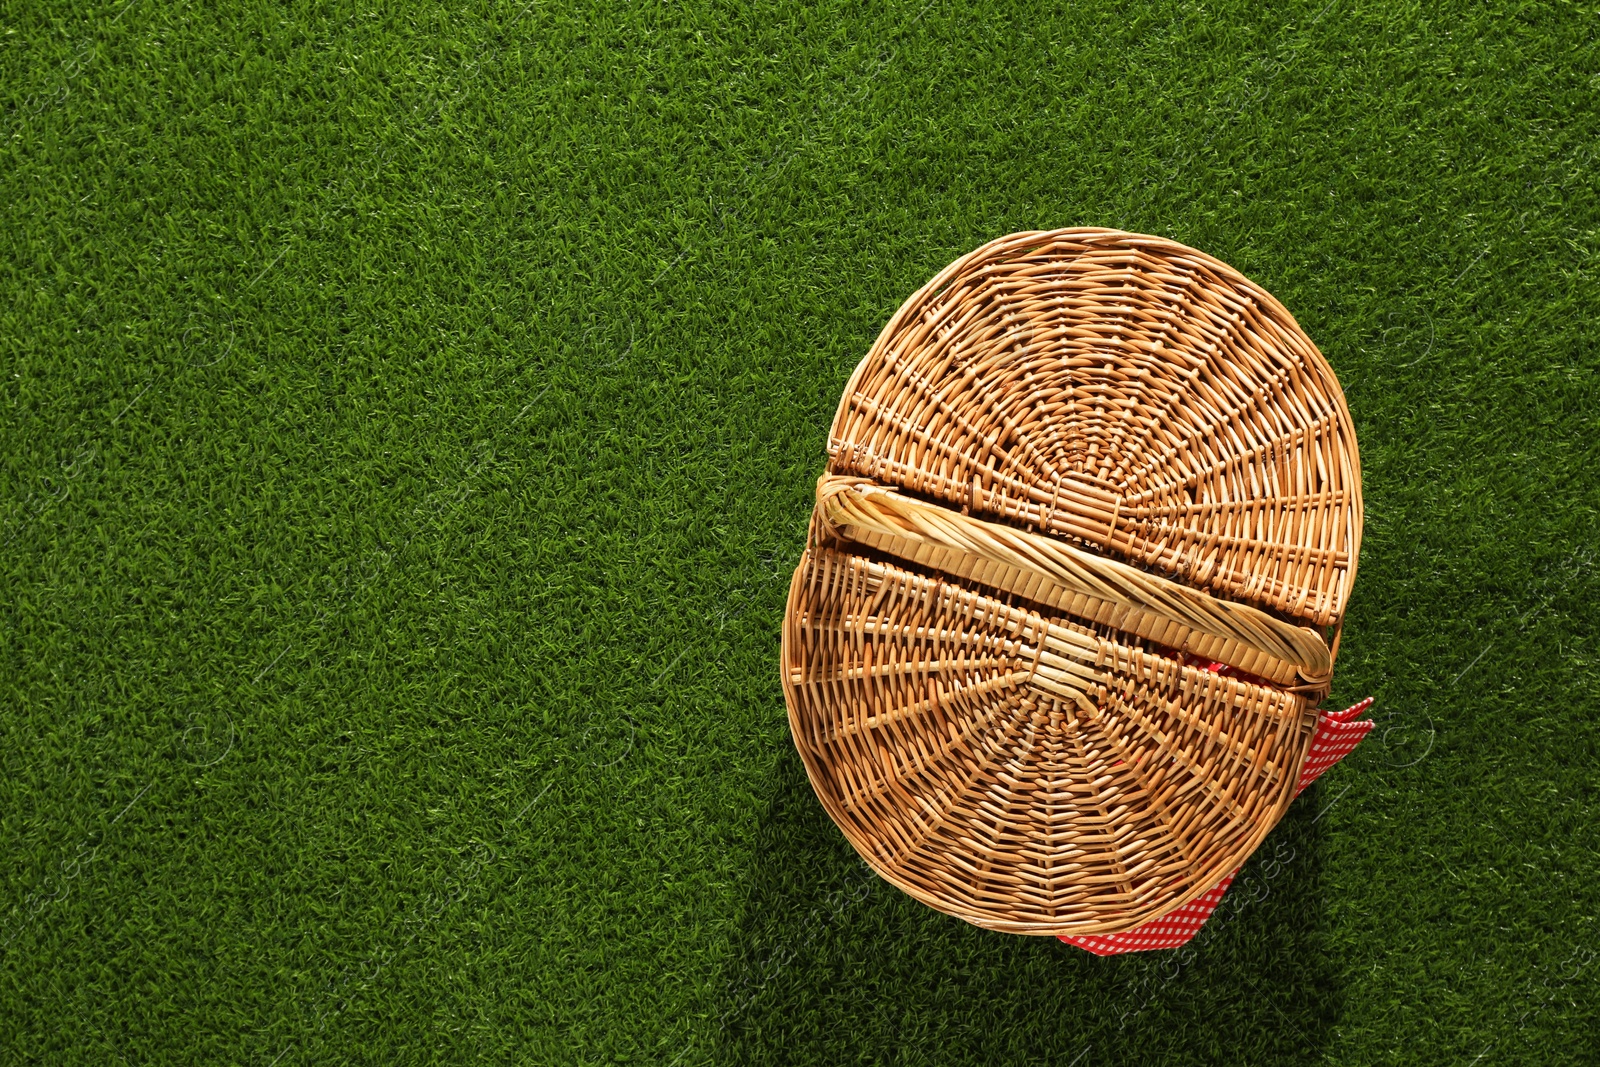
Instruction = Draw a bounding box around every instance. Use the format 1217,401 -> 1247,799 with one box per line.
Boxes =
781,229 -> 1363,936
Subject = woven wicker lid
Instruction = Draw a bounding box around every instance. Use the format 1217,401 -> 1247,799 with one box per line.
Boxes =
782,229 -> 1363,935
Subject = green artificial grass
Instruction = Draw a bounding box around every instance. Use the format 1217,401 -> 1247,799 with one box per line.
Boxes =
3,0 -> 1598,1062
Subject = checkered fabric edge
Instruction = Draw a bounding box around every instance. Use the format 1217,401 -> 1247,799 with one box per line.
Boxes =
1058,698 -> 1374,956
1295,696 -> 1374,793
1061,873 -> 1238,956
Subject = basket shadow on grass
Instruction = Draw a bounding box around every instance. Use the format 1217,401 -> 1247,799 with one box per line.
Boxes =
714,748 -> 1342,1066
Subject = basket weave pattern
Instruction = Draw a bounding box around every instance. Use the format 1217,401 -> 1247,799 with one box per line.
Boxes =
781,229 -> 1363,936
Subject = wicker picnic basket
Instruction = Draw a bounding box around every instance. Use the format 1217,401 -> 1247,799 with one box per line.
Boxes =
781,228 -> 1362,936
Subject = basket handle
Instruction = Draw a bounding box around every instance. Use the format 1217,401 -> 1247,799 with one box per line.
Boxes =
816,475 -> 1332,689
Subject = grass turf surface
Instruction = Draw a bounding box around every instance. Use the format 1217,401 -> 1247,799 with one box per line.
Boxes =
3,0 -> 1599,1062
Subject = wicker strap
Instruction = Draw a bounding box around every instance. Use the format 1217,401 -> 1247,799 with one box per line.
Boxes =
816,474 -> 1331,689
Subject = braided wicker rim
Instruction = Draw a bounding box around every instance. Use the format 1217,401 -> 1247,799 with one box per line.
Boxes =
782,229 -> 1363,935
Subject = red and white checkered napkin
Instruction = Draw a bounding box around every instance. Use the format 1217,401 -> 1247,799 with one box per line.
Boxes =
1058,696 -> 1374,956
